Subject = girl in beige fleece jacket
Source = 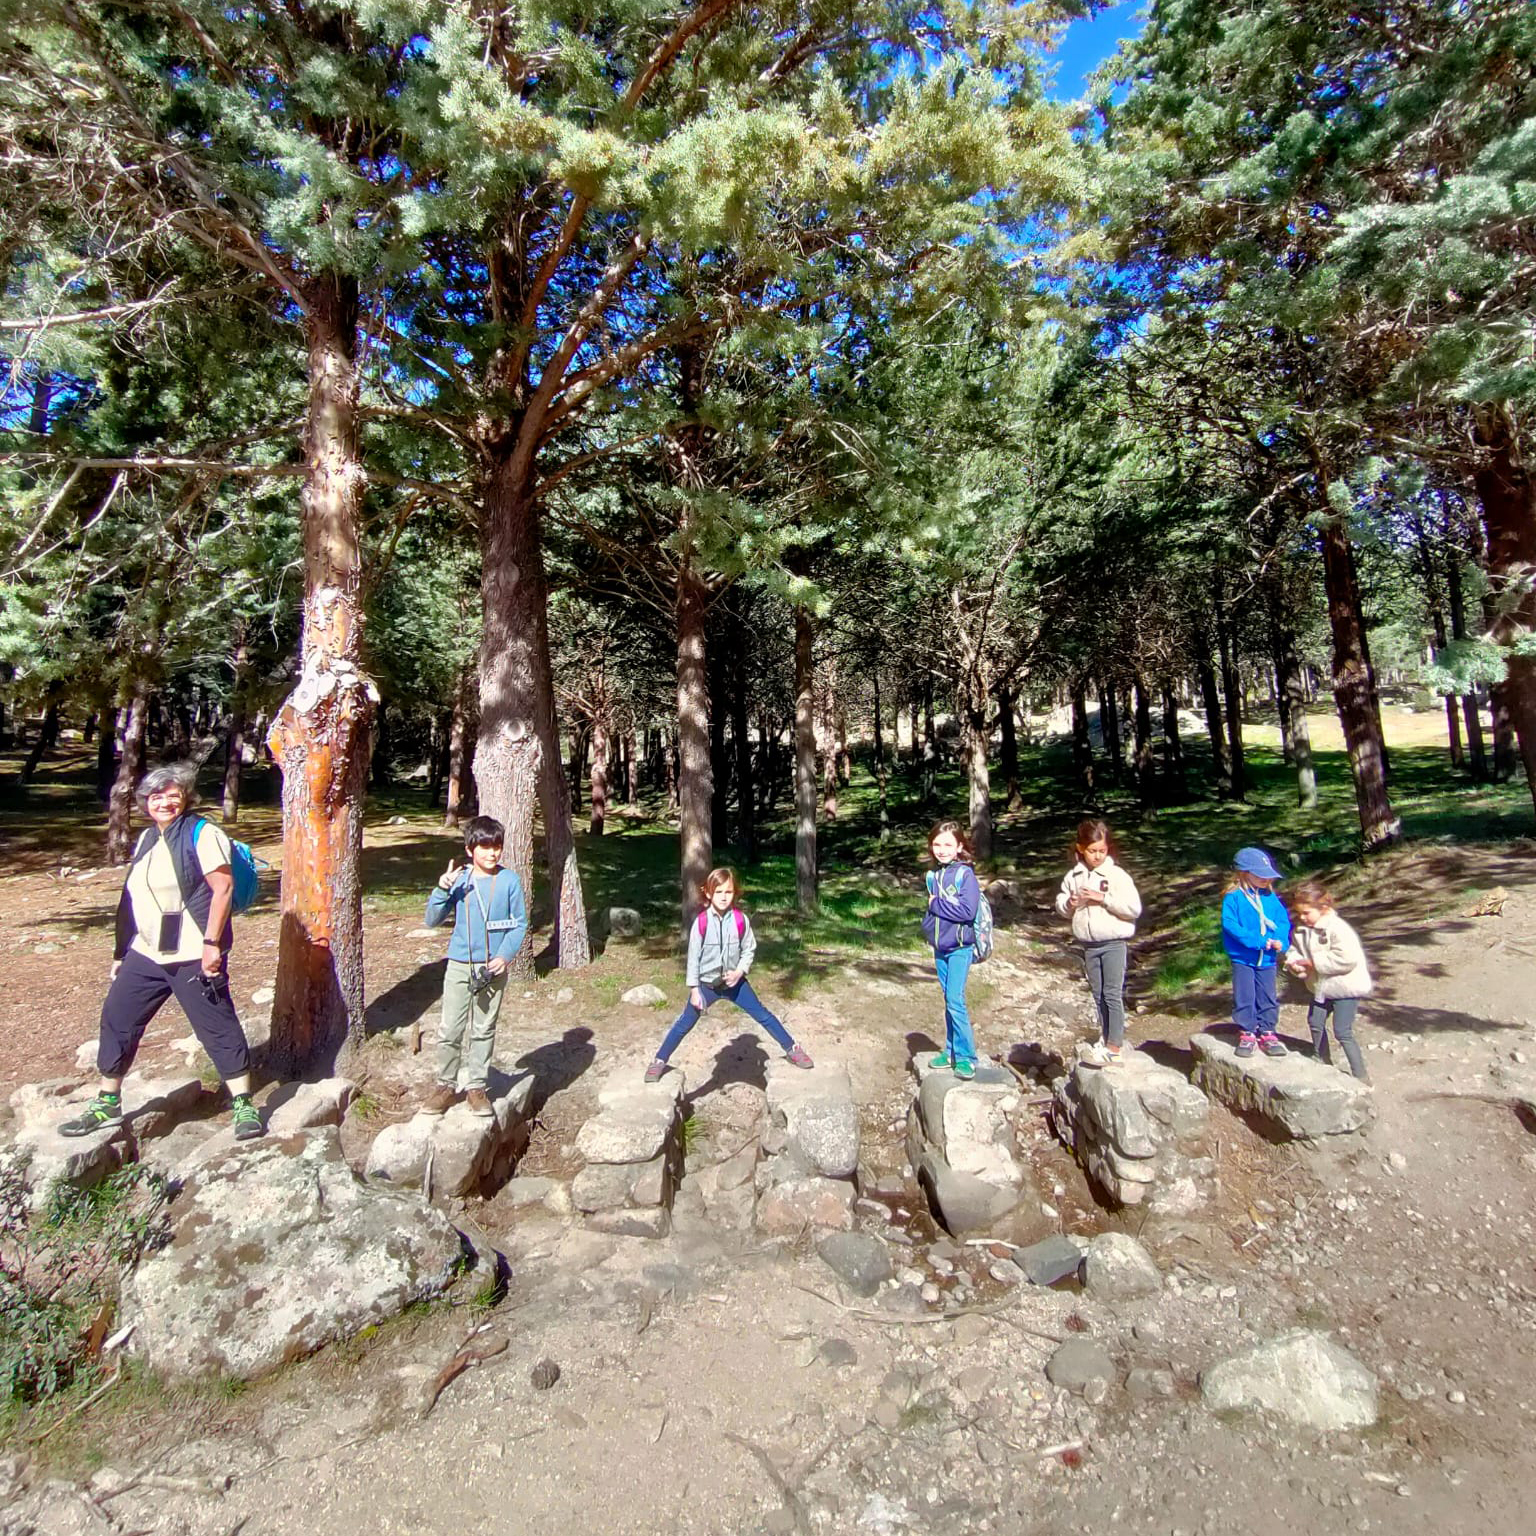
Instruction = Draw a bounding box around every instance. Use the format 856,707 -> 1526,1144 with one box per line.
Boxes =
1284,879 -> 1373,1081
1055,819 -> 1143,1067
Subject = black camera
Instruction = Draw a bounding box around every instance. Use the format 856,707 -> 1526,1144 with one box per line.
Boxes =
468,964 -> 497,999
197,970 -> 230,1006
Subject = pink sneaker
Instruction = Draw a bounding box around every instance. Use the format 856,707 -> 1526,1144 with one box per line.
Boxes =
785,1045 -> 814,1070
1235,1033 -> 1257,1058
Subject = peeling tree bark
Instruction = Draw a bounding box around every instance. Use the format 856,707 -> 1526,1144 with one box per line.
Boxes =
267,275 -> 374,1078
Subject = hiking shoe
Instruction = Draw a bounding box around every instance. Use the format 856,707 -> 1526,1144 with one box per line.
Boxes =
1079,1042 -> 1111,1070
785,1045 -> 814,1070
953,1059 -> 976,1081
928,1052 -> 954,1071
644,1058 -> 669,1084
421,1083 -> 458,1115
231,1096 -> 265,1141
1235,1033 -> 1257,1058
1259,1034 -> 1288,1058
58,1095 -> 124,1138
465,1088 -> 495,1119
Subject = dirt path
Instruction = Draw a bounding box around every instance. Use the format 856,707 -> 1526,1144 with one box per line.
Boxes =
5,831 -> 1536,1535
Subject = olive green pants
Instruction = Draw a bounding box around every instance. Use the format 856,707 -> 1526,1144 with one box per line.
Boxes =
435,959 -> 507,1091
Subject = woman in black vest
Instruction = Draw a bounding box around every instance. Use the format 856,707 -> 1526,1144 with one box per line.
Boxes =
60,762 -> 264,1141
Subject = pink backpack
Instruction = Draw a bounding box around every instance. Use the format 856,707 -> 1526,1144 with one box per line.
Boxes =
696,908 -> 746,939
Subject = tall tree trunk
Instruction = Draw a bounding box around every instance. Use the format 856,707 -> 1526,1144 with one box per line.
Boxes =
445,669 -> 476,828
476,450 -> 590,971
1133,675 -> 1155,808
105,680 -> 149,864
794,607 -> 818,912
921,675 -> 936,804
18,686 -> 60,784
1071,683 -> 1095,803
268,276 -> 374,1077
427,713 -> 448,804
676,559 -> 712,921
998,683 -> 1022,811
1268,596 -> 1317,809
730,616 -> 755,861
96,705 -> 117,803
1160,681 -> 1186,802
1446,548 -> 1489,780
1214,591 -> 1246,801
1196,644 -> 1232,798
873,669 -> 890,845
1098,681 -> 1122,782
1429,608 -> 1464,768
1319,518 -> 1400,848
589,715 -> 608,837
567,721 -> 587,812
222,714 -> 245,825
965,698 -> 993,861
708,614 -> 731,850
371,699 -> 390,787
625,729 -> 640,807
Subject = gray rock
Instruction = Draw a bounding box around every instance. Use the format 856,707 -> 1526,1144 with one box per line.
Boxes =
585,1205 -> 671,1238
264,1078 -> 354,1137
877,1284 -> 929,1317
620,983 -> 668,1007
530,1358 -> 561,1390
755,1176 -> 855,1235
1200,1329 -> 1378,1429
121,1129 -> 465,1380
1045,1338 -> 1116,1395
713,1141 -> 758,1192
1127,1367 -> 1176,1401
365,1075 -> 534,1197
912,1068 -> 1024,1188
765,1059 -> 859,1179
816,1231 -> 893,1297
914,1147 -> 1022,1237
1190,1035 -> 1375,1140
1014,1234 -> 1087,1287
607,907 -> 644,939
570,1160 -> 642,1213
817,1338 -> 858,1368
574,1103 -> 675,1165
1081,1232 -> 1161,1298
501,1176 -> 560,1208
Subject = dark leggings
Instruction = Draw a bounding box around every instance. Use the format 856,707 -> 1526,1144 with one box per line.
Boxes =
98,948 -> 251,1081
1308,997 -> 1368,1079
655,977 -> 794,1061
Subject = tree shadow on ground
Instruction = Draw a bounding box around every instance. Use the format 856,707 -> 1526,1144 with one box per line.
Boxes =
507,1027 -> 596,1114
685,1033 -> 769,1104
1366,998 -> 1527,1037
363,959 -> 446,1037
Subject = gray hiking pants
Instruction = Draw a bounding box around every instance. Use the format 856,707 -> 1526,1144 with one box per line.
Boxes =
1307,997 -> 1367,1080
436,959 -> 507,1091
1081,939 -> 1128,1049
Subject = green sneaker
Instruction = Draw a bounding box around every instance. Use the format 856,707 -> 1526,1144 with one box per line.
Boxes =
928,1052 -> 954,1071
58,1095 -> 124,1138
953,1059 -> 976,1081
231,1096 -> 265,1141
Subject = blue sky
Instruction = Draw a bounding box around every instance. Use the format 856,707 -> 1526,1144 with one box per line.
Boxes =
1046,0 -> 1145,100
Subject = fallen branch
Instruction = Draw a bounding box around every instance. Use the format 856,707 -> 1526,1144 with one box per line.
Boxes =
28,1369 -> 120,1443
420,1332 -> 508,1419
790,1283 -> 1063,1341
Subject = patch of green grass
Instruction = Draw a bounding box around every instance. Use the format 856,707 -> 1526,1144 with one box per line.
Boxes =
347,1090 -> 382,1123
1148,906 -> 1229,999
679,1113 -> 700,1157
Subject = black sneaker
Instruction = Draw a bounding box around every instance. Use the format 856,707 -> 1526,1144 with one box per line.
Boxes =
231,1096 -> 265,1141
58,1095 -> 124,1138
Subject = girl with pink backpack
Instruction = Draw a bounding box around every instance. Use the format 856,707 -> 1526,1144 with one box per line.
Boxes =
645,867 -> 813,1082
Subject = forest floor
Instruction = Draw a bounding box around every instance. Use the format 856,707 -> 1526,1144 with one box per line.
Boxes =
3,710 -> 1536,1535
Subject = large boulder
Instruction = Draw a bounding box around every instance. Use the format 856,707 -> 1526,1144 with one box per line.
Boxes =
1052,1054 -> 1215,1209
364,1074 -> 534,1198
755,1176 -> 855,1236
1190,1034 -> 1375,1140
1080,1232 -> 1161,1298
816,1231 -> 894,1297
764,1059 -> 859,1179
1200,1330 -> 1378,1430
913,1147 -> 1022,1237
121,1129 -> 466,1380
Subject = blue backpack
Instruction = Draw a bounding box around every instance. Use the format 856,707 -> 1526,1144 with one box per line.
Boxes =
927,867 -> 995,962
194,817 -> 262,913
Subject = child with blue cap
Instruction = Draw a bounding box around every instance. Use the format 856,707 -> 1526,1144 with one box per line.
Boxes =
1221,847 -> 1292,1058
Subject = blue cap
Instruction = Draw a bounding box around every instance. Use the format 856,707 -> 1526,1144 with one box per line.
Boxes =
1233,846 -> 1284,881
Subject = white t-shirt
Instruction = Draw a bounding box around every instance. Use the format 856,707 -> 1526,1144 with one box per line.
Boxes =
126,821 -> 233,964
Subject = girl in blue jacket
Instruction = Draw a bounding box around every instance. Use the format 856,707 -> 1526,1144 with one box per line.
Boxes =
922,820 -> 982,1079
1221,846 -> 1292,1058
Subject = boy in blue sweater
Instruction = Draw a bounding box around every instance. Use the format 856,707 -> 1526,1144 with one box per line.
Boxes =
1221,846 -> 1293,1059
421,816 -> 528,1118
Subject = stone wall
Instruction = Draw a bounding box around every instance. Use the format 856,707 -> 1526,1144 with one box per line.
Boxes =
571,1069 -> 685,1237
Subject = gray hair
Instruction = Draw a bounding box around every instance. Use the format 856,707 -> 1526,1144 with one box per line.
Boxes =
136,761 -> 200,812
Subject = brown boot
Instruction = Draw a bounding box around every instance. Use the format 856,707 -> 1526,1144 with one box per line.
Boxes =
465,1088 -> 494,1119
421,1083 -> 458,1116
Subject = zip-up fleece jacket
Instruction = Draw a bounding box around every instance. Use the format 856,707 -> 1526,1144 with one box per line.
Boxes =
922,861 -> 981,955
425,867 -> 528,965
1285,910 -> 1373,1001
1221,886 -> 1292,969
1054,856 -> 1143,944
686,907 -> 757,987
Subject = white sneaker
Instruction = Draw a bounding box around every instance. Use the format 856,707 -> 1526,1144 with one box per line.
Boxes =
1079,1041 -> 1112,1069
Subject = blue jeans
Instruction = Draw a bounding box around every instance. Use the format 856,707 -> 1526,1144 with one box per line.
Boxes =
655,977 -> 795,1062
1232,963 -> 1278,1036
934,946 -> 976,1065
